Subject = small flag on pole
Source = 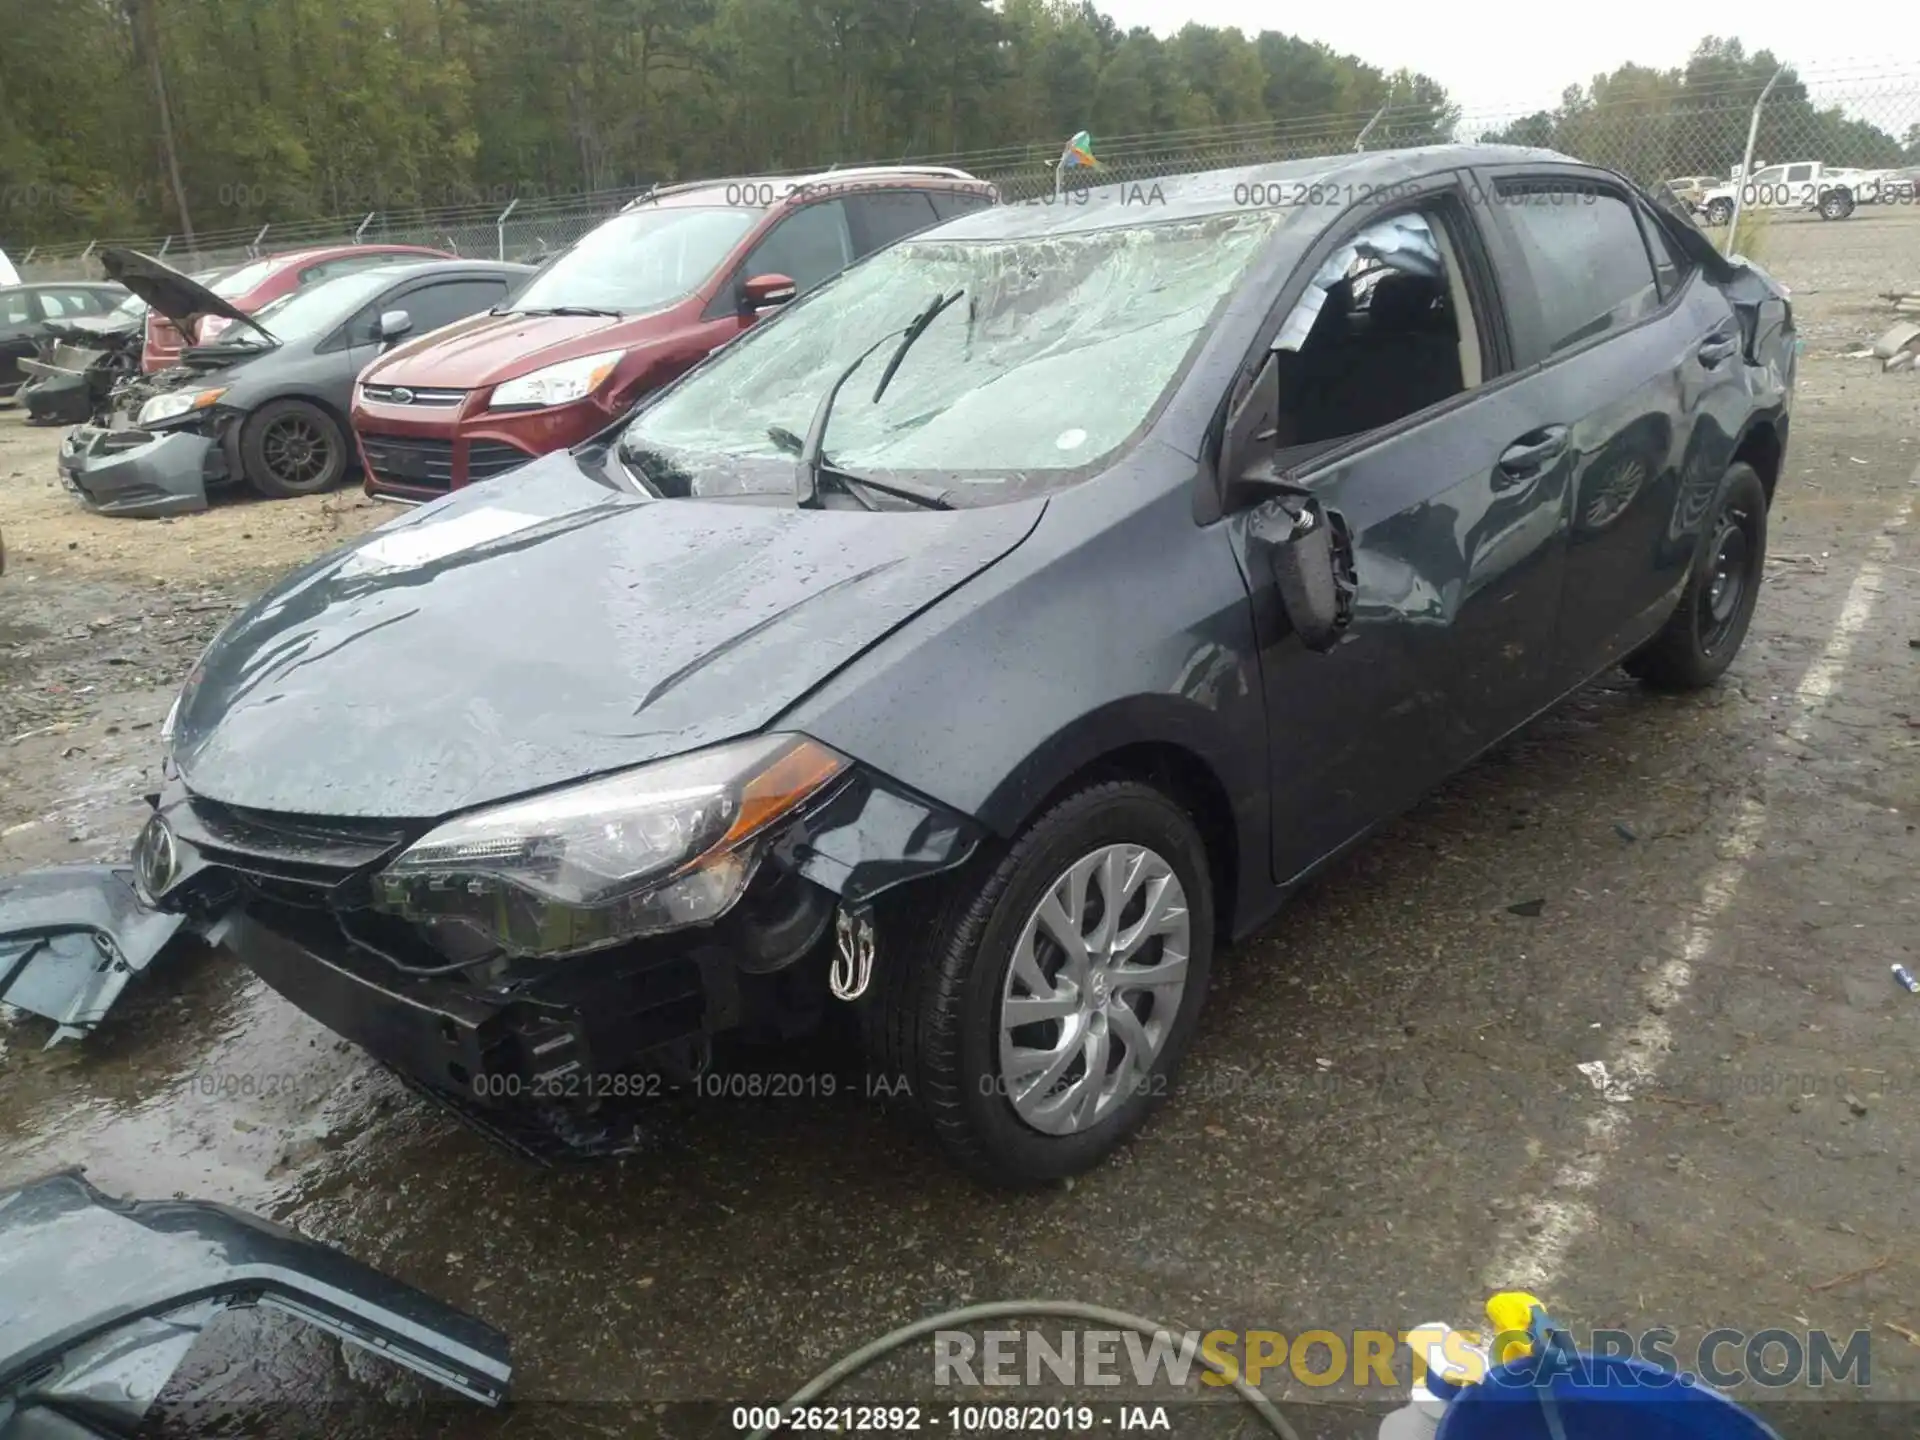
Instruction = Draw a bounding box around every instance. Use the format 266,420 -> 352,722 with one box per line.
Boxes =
1061,130 -> 1098,169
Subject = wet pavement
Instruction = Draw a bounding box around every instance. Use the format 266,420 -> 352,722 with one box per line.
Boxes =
2,211 -> 1919,1439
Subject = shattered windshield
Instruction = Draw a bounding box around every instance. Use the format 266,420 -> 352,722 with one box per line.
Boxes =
508,205 -> 761,315
617,210 -> 1284,503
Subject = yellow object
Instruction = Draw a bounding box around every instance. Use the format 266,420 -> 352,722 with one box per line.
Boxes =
1485,1292 -> 1545,1365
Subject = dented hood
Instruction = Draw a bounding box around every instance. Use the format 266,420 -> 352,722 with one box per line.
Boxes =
173,452 -> 1043,818
98,247 -> 269,342
0,1171 -> 510,1429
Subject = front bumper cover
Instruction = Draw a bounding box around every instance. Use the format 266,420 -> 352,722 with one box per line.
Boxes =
58,422 -> 227,519
0,1169 -> 511,1436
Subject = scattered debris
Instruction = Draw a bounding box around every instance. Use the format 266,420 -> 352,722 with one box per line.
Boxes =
1507,898 -> 1545,917
1884,1321 -> 1920,1349
1845,1092 -> 1869,1117
1613,822 -> 1638,843
1809,1257 -> 1890,1293
1894,965 -> 1919,994
1577,1061 -> 1612,1092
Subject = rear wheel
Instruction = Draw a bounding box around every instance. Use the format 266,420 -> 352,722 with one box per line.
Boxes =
1705,198 -> 1734,227
1626,463 -> 1768,691
863,781 -> 1214,1187
1818,187 -> 1854,220
240,399 -> 348,499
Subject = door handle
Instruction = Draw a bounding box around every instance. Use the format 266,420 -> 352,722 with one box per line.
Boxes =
1495,426 -> 1569,486
1697,333 -> 1740,367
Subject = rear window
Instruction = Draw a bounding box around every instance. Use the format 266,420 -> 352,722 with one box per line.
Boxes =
1496,184 -> 1661,356
212,259 -> 279,296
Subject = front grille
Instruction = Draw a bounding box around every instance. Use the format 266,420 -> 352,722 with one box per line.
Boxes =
173,795 -> 409,892
360,433 -> 455,492
360,434 -> 534,493
467,439 -> 534,483
361,383 -> 467,407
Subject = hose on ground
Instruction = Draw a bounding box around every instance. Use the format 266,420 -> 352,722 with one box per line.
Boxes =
747,1299 -> 1306,1440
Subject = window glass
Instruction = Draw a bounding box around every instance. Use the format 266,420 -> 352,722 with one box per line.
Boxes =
387,279 -> 508,337
850,192 -> 939,254
1636,207 -> 1685,299
1784,164 -> 1814,183
212,259 -> 278,297
0,291 -> 34,325
929,190 -> 994,222
1497,185 -> 1660,355
1748,166 -> 1785,187
510,206 -> 759,314
738,201 -> 854,296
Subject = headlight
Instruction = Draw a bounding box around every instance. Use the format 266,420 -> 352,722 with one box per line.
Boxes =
370,734 -> 848,957
489,350 -> 624,410
137,387 -> 227,427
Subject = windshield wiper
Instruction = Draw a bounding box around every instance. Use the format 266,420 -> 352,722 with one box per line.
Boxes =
793,288 -> 964,511
498,306 -> 624,318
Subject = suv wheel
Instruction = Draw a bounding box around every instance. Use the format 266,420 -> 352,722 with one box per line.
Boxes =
1625,463 -> 1768,691
863,781 -> 1214,1187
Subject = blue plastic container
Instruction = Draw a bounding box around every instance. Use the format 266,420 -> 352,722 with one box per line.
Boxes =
1435,1351 -> 1783,1440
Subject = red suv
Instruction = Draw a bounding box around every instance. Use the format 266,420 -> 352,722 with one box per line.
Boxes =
141,243 -> 450,372
351,168 -> 996,501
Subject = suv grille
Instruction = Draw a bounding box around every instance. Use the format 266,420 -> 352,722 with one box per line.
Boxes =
361,435 -> 533,493
360,384 -> 467,407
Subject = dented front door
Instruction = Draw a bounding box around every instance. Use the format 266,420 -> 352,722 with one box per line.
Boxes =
1248,373 -> 1575,885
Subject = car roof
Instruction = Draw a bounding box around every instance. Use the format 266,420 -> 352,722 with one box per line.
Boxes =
632,166 -> 990,212
922,144 -> 1582,241
293,258 -> 532,286
246,243 -> 448,270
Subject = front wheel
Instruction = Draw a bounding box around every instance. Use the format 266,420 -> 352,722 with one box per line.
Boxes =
1626,463 -> 1768,692
240,398 -> 348,499
1705,198 -> 1734,227
1818,188 -> 1855,221
863,781 -> 1214,1187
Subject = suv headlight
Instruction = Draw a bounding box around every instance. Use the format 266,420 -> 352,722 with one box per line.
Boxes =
370,734 -> 848,957
489,350 -> 624,410
138,387 -> 226,428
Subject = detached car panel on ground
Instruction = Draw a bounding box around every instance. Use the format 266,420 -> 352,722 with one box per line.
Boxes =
0,146 -> 1795,1186
0,1170 -> 510,1438
59,253 -> 532,517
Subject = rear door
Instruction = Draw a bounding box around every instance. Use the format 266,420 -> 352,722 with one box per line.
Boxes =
1470,165 -> 1745,688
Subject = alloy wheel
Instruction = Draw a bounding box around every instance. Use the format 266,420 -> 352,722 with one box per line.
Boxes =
261,416 -> 333,488
997,843 -> 1191,1136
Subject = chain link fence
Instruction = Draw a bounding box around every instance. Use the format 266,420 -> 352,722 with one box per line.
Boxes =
15,64 -> 1920,293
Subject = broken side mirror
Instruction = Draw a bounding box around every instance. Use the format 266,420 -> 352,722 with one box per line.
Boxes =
1249,495 -> 1357,653
740,273 -> 798,317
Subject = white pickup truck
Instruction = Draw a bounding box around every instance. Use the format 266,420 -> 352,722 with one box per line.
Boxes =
1698,162 -> 1887,224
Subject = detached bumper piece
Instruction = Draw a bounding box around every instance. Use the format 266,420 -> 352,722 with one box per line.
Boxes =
0,865 -> 196,1047
58,422 -> 226,519
0,1170 -> 512,1438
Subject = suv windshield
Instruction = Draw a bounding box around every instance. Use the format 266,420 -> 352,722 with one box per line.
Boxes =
509,205 -> 761,315
618,209 -> 1284,504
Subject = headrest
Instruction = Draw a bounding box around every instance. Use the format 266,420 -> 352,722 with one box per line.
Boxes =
1369,271 -> 1446,330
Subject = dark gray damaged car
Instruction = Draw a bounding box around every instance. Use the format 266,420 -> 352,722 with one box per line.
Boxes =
0,146 -> 1794,1186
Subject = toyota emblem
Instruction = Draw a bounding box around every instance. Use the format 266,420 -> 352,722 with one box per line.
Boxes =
133,815 -> 180,901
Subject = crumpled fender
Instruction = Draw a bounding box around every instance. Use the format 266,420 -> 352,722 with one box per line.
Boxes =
776,766 -> 987,906
0,1170 -> 511,1435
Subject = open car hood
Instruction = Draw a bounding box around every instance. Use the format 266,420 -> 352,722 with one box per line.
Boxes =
98,248 -> 272,343
0,1171 -> 511,1437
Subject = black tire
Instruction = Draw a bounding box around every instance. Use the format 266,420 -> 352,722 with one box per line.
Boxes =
1818,188 -> 1854,221
1705,198 -> 1734,227
1625,463 -> 1768,692
240,398 -> 348,499
862,781 -> 1215,1188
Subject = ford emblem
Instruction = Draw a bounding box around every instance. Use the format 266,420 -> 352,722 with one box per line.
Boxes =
391,387 -> 415,404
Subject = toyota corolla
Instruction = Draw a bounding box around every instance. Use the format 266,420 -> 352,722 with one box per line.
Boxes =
0,146 -> 1794,1187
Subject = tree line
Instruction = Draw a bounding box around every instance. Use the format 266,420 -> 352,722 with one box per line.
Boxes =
0,3 -> 1910,248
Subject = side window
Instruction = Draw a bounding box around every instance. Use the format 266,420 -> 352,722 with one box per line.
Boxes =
0,291 -> 34,326
1749,166 -> 1786,187
388,280 -> 508,337
52,289 -> 100,315
739,201 -> 854,297
1636,207 -> 1686,300
1495,184 -> 1660,356
1784,164 -> 1814,184
929,190 -> 994,222
848,191 -> 939,255
1266,207 -> 1481,451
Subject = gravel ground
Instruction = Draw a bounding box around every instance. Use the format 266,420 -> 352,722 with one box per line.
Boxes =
2,209 -> 1919,1439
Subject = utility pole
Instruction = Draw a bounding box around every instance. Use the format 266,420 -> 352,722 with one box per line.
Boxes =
127,0 -> 194,245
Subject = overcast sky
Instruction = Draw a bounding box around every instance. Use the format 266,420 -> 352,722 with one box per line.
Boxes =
1090,0 -> 1916,120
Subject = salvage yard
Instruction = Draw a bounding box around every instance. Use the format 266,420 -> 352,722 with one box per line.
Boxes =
3,206 -> 1920,1438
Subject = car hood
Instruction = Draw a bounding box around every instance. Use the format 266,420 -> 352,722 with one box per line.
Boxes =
363,308 -> 674,389
173,453 -> 1045,818
99,247 -> 269,340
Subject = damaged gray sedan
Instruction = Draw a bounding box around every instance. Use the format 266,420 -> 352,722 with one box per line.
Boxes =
58,250 -> 530,518
1,146 -> 1795,1186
